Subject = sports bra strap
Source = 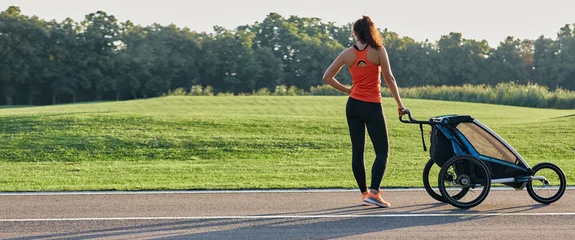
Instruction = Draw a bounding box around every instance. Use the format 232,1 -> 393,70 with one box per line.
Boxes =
353,44 -> 369,51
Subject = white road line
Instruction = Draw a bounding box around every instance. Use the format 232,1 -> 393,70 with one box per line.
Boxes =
2,212 -> 575,222
1,187 -> 573,196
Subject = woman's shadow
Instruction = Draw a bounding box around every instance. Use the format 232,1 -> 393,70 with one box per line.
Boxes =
13,201 -> 547,240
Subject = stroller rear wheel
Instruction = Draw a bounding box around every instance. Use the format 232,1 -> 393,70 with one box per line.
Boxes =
527,162 -> 566,204
423,159 -> 469,203
438,155 -> 491,209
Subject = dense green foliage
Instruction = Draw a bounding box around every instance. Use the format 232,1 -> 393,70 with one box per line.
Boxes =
2,6 -> 575,106
171,83 -> 575,109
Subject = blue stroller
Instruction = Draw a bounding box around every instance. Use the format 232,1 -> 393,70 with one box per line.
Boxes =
400,110 -> 567,209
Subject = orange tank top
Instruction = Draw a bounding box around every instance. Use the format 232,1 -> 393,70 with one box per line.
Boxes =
349,45 -> 382,103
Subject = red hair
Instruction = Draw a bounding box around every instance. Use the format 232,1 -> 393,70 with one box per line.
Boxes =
353,16 -> 384,49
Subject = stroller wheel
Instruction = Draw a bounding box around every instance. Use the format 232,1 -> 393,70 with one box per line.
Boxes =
438,155 -> 491,209
423,159 -> 469,203
527,162 -> 566,204
423,159 -> 445,202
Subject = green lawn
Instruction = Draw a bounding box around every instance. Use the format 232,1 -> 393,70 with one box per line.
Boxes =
1,96 -> 574,191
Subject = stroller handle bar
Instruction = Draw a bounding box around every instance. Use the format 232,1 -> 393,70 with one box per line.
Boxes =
399,109 -> 434,152
399,109 -> 437,125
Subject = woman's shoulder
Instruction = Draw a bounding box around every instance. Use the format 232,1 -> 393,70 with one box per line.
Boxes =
369,45 -> 386,52
339,46 -> 356,57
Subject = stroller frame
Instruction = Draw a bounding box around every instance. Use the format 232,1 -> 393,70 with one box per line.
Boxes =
400,110 -> 566,209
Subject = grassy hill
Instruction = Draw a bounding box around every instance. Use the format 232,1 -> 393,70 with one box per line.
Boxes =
1,96 -> 574,191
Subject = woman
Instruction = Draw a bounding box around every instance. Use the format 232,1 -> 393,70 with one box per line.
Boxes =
322,16 -> 406,208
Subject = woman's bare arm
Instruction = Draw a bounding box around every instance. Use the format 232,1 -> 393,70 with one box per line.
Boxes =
379,47 -> 406,115
323,49 -> 352,94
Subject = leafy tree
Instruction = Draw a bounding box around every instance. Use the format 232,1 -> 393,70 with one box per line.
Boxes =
77,11 -> 120,101
0,6 -> 46,105
487,37 -> 528,85
2,5 -> 575,105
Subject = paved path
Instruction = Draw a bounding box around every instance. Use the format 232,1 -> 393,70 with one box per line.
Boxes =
1,189 -> 574,239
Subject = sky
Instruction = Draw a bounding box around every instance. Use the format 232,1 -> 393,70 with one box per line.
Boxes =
2,0 -> 574,47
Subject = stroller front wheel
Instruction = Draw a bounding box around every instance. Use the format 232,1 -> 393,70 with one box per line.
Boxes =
527,162 -> 566,204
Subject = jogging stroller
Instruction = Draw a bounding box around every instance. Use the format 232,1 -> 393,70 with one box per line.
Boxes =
400,110 -> 567,209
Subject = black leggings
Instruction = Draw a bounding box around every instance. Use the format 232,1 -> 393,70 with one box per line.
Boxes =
346,97 -> 390,192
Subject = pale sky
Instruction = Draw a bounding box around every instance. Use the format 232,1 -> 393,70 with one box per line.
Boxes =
2,0 -> 574,47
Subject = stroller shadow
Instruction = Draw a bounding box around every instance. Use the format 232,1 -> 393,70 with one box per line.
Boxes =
483,203 -> 550,213
8,216 -> 478,240
12,201 -> 546,240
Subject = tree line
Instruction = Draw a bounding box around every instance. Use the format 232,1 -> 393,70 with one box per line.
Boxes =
1,6 -> 575,106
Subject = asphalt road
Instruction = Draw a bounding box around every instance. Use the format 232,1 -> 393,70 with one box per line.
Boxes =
1,189 -> 574,239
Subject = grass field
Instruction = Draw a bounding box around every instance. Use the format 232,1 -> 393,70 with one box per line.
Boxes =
1,96 -> 574,191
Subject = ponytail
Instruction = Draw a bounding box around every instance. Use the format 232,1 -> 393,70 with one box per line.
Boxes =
352,15 -> 384,49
